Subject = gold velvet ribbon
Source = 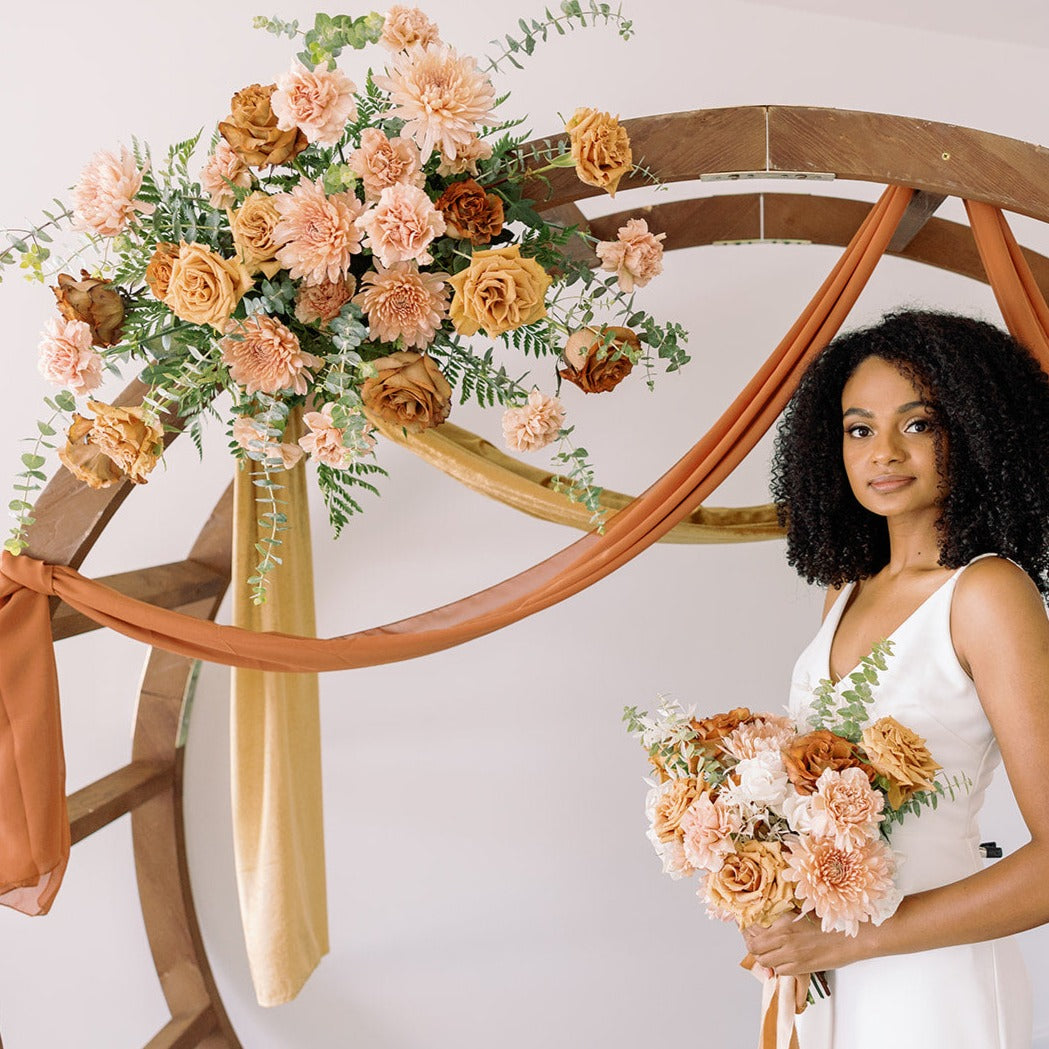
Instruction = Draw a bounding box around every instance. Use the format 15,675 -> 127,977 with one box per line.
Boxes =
231,408 -> 329,1006
742,954 -> 807,1049
0,186 -> 911,930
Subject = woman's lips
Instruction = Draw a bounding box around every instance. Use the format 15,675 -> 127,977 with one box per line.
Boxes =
869,476 -> 914,492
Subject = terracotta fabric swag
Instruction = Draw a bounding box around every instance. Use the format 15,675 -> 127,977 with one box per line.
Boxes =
0,184 -> 915,917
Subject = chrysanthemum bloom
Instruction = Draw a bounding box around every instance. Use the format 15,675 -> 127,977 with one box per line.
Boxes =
38,317 -> 103,395
448,245 -> 551,337
595,218 -> 666,291
375,42 -> 496,160
271,60 -> 358,147
199,140 -> 251,209
352,263 -> 448,349
295,276 -> 357,325
220,314 -> 322,395
722,715 -> 796,761
785,834 -> 900,936
355,183 -> 446,268
501,389 -> 565,453
436,134 -> 493,177
298,403 -> 374,468
347,127 -> 425,201
380,5 -> 440,50
680,793 -> 742,874
72,147 -> 155,237
273,179 -> 365,285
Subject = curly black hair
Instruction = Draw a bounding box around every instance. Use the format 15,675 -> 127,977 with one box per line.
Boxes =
769,309 -> 1049,594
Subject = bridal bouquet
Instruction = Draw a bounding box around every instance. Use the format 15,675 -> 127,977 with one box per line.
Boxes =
2,2 -> 688,600
623,641 -> 967,950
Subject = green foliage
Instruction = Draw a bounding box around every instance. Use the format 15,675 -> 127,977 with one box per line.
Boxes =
881,771 -> 974,834
808,639 -> 895,739
427,339 -> 527,407
254,11 -> 385,69
315,459 -> 387,537
549,426 -> 608,530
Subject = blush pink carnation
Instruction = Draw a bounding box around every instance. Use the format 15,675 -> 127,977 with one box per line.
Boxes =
298,403 -> 374,468
72,147 -> 155,237
595,218 -> 666,292
274,179 -> 365,285
347,127 -> 425,201
374,42 -> 496,160
501,389 -> 565,452
785,834 -> 900,936
199,140 -> 251,209
788,766 -> 885,851
271,60 -> 358,147
380,5 -> 440,50
220,314 -> 322,395
722,715 -> 796,761
355,183 -> 446,267
352,263 -> 448,349
38,316 -> 104,395
680,793 -> 742,874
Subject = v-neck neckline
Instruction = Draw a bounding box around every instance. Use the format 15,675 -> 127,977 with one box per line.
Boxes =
825,568 -> 961,685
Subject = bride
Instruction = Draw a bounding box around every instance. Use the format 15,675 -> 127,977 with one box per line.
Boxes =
746,310 -> 1049,1047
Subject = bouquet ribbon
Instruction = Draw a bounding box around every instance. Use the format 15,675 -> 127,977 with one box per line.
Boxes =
741,954 -> 808,1049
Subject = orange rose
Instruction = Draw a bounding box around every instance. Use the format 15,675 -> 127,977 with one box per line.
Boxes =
783,730 -> 875,796
435,178 -> 505,245
362,351 -> 452,434
219,83 -> 308,168
145,242 -> 179,301
565,108 -> 633,197
559,326 -> 640,394
448,245 -> 551,337
705,841 -> 796,929
861,717 -> 942,810
164,242 -> 253,330
52,271 -> 125,347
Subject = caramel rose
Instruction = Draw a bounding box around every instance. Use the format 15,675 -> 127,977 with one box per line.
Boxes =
705,840 -> 796,929
434,178 -> 504,245
58,401 -> 163,489
219,83 -> 308,168
52,270 -> 125,347
362,350 -> 452,433
559,326 -> 640,394
690,707 -> 753,745
145,242 -> 179,302
448,245 -> 551,337
565,108 -> 633,197
229,192 -> 283,278
164,242 -> 253,330
652,777 -> 702,843
784,729 -> 875,796
861,717 -> 942,810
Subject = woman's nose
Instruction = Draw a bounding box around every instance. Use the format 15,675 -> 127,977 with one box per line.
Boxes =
870,431 -> 903,464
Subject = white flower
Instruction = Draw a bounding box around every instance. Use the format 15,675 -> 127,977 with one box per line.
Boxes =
732,751 -> 790,812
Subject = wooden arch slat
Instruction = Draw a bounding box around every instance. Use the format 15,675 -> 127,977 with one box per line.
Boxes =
523,106 -> 1049,224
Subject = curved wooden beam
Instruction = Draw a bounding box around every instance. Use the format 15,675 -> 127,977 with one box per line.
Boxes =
523,106 -> 1049,224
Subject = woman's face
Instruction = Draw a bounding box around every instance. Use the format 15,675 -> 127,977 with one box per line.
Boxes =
840,356 -> 947,521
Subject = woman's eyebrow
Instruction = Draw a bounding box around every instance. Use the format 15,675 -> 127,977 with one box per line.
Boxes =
841,400 -> 932,419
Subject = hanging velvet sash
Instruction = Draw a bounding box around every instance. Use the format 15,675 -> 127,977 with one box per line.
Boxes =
0,184 -> 912,920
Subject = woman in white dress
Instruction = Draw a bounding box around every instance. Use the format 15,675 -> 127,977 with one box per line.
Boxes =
744,310 -> 1049,1047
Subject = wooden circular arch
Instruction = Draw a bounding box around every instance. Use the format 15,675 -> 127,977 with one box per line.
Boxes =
14,107 -> 1049,1048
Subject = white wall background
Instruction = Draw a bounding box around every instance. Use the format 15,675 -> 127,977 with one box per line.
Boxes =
1,0 -> 1047,1046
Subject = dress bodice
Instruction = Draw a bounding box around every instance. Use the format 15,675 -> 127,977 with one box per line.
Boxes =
787,555 -> 1001,895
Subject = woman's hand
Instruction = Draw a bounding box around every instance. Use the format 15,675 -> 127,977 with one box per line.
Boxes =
742,911 -> 869,976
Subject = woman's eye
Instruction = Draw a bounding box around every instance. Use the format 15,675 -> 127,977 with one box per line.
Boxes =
845,425 -> 871,438
905,418 -> 931,433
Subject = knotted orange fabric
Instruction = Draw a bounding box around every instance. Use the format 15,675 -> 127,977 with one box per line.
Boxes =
0,185 -> 913,918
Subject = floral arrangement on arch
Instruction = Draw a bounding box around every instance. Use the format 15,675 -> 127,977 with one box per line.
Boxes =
624,641 -> 971,997
2,2 -> 688,601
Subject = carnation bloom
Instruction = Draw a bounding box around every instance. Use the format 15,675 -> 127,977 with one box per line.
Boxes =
274,179 -> 365,285
595,218 -> 666,292
72,147 -> 154,237
722,715 -> 796,761
352,263 -> 448,349
298,402 -> 374,468
785,834 -> 900,936
220,314 -> 322,395
271,60 -> 358,146
295,276 -> 357,325
436,134 -> 493,177
375,42 -> 497,160
355,183 -> 446,267
786,766 -> 885,851
38,317 -> 103,395
380,5 -> 440,50
501,389 -> 565,453
199,140 -> 251,209
347,127 -> 425,200
680,793 -> 742,873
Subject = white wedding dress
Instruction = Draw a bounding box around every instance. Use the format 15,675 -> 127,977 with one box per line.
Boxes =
787,554 -> 1033,1049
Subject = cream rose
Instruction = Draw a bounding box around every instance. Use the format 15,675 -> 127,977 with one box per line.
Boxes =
165,243 -> 253,330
